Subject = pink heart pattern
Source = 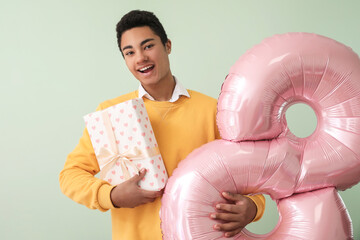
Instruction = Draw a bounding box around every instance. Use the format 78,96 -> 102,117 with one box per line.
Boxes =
83,98 -> 168,191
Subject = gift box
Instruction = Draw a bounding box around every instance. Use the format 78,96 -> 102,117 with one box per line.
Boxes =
84,98 -> 168,191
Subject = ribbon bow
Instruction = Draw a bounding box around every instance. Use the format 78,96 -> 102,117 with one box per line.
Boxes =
97,146 -> 157,180
95,109 -> 160,182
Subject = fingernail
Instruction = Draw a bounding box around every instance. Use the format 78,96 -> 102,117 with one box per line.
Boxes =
216,204 -> 220,209
210,213 -> 216,219
214,224 -> 220,230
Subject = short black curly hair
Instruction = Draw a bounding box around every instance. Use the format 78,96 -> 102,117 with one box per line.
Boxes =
116,10 -> 168,53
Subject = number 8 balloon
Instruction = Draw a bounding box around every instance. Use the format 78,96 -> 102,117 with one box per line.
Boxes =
160,33 -> 360,239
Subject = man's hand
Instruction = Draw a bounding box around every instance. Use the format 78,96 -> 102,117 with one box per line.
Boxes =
210,192 -> 257,238
110,169 -> 163,208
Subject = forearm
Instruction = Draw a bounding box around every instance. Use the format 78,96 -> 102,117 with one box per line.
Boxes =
59,165 -> 115,211
59,129 -> 115,211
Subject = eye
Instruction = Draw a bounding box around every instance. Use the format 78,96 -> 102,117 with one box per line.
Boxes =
144,44 -> 154,50
124,51 -> 134,56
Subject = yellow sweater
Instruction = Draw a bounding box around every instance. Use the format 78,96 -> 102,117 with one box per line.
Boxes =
59,90 -> 265,240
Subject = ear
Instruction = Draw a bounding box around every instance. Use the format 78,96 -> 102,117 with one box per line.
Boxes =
166,39 -> 172,54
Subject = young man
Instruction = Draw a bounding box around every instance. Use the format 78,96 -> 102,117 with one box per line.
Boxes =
59,10 -> 265,239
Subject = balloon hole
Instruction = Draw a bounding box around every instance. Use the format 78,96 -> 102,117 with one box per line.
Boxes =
246,195 -> 279,234
285,103 -> 318,138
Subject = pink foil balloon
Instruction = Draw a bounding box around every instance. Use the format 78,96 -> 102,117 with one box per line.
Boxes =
217,33 -> 360,192
161,33 -> 360,239
241,188 -> 352,240
161,139 -> 299,239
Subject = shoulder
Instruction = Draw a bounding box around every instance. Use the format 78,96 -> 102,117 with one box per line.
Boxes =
187,89 -> 218,104
97,91 -> 138,110
183,90 -> 218,115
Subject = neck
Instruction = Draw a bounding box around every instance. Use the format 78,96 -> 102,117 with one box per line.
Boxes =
143,74 -> 175,101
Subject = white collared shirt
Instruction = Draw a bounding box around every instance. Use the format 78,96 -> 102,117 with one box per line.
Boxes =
138,77 -> 190,102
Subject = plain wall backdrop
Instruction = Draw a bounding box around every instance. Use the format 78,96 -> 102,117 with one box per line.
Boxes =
1,0 -> 359,239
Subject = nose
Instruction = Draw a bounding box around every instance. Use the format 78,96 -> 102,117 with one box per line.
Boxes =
136,50 -> 148,64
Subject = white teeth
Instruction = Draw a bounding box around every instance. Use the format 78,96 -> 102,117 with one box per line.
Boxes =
139,65 -> 153,71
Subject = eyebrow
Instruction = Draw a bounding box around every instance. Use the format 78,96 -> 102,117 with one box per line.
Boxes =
122,38 -> 155,52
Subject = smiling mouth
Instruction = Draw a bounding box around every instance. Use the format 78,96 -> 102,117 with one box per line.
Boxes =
138,65 -> 154,73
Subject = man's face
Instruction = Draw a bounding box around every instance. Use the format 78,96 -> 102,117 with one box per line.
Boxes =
120,26 -> 172,89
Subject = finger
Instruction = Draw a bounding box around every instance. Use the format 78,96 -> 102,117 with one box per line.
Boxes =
213,221 -> 242,232
222,192 -> 244,202
210,212 -> 241,222
130,168 -> 147,183
224,228 -> 242,238
215,203 -> 238,213
140,189 -> 163,199
140,196 -> 158,205
138,191 -> 163,205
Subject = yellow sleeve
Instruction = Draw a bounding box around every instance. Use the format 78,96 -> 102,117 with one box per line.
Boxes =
246,194 -> 266,222
59,106 -> 116,211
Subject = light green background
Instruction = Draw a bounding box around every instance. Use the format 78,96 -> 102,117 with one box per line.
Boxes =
1,0 -> 359,239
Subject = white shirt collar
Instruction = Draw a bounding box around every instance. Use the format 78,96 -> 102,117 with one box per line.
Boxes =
138,76 -> 190,102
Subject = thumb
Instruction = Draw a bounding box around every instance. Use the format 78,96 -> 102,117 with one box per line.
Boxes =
130,168 -> 147,183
